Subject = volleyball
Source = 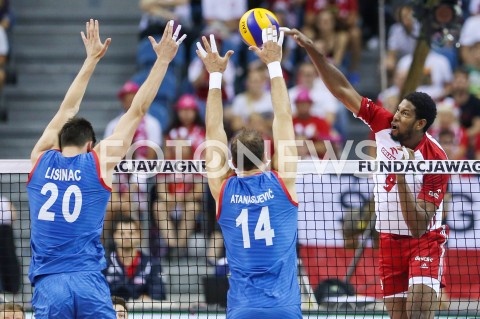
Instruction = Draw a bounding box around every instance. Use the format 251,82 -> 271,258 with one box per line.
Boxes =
239,8 -> 280,47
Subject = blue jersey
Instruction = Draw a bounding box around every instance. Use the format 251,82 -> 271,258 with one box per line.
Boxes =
26,150 -> 111,284
218,171 -> 300,309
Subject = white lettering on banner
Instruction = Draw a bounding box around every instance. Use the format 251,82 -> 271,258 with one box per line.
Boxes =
297,174 -> 480,249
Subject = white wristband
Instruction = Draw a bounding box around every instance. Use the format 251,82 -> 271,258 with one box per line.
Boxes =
267,61 -> 283,79
209,72 -> 222,90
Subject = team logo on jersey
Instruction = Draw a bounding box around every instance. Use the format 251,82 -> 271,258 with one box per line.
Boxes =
380,147 -> 399,160
415,256 -> 433,262
428,189 -> 442,199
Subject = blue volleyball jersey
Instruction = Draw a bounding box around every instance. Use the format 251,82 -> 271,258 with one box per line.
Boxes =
26,150 -> 111,284
217,171 -> 300,309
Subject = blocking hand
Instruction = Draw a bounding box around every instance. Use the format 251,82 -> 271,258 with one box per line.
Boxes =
149,20 -> 187,64
81,19 -> 111,61
248,25 -> 284,65
195,34 -> 234,74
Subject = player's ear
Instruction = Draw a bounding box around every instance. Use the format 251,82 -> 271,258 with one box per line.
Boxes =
87,141 -> 93,152
417,119 -> 427,131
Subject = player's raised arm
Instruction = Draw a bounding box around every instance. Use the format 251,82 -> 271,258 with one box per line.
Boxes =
30,19 -> 111,165
95,21 -> 186,186
196,35 -> 234,201
249,26 -> 297,195
284,28 -> 362,116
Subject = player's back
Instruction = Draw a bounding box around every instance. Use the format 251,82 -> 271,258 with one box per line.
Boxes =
218,171 -> 300,309
26,150 -> 111,284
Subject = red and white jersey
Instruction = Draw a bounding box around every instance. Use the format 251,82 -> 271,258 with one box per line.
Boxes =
357,98 -> 449,236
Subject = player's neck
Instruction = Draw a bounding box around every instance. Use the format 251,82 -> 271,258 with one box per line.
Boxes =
62,145 -> 88,157
238,167 -> 263,177
401,134 -> 424,150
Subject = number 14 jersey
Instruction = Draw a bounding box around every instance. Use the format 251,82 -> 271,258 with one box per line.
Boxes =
217,170 -> 300,309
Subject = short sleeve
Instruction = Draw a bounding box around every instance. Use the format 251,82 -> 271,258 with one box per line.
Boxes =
356,97 -> 394,133
417,173 -> 449,207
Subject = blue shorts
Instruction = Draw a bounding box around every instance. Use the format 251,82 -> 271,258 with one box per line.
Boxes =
227,305 -> 302,319
32,271 -> 116,319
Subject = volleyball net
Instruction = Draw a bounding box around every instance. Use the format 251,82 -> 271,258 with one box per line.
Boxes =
0,159 -> 479,318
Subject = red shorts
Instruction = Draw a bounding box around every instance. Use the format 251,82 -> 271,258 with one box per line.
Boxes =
378,225 -> 449,298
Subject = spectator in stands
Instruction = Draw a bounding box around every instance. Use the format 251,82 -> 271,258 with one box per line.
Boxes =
450,68 -> 480,141
152,145 -> 205,258
0,303 -> 24,319
462,40 -> 480,99
202,0 -> 246,36
111,296 -> 129,319
105,214 -> 166,301
459,2 -> 480,65
0,195 -> 20,295
377,66 -> 408,113
103,80 -> 162,248
228,68 -> 272,126
304,0 -> 362,84
138,0 -> 192,40
396,51 -> 453,101
429,99 -> 468,160
165,94 -> 205,157
385,5 -> 419,82
188,23 -> 236,118
312,10 -> 349,70
292,89 -> 339,158
0,0 -> 11,91
288,62 -> 338,126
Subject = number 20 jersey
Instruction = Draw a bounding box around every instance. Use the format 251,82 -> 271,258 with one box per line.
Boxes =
217,171 -> 300,309
26,150 -> 111,284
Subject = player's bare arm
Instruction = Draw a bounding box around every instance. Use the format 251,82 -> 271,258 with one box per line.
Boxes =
284,28 -> 362,116
250,26 -> 298,200
396,147 -> 437,238
95,21 -> 186,187
196,35 -> 234,201
31,19 -> 111,165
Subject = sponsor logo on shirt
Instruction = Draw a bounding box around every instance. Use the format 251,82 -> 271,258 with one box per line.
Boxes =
428,189 -> 442,199
415,256 -> 433,262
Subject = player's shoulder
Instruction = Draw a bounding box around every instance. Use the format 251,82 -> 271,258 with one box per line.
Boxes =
418,133 -> 448,160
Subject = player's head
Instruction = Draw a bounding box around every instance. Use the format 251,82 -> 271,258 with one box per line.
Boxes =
0,303 -> 25,319
231,128 -> 265,172
112,214 -> 141,250
59,117 -> 96,151
111,295 -> 128,319
391,92 -> 436,143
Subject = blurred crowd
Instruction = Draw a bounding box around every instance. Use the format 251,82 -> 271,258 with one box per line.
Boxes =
2,0 -> 480,306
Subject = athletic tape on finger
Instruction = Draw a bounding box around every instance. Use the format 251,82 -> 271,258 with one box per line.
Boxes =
267,27 -> 273,42
278,31 -> 284,47
272,29 -> 278,43
173,24 -> 182,41
176,34 -> 187,45
210,34 -> 218,53
279,27 -> 291,32
262,28 -> 267,44
196,42 -> 207,58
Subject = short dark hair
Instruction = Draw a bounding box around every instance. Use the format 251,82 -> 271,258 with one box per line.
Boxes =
111,295 -> 128,311
231,128 -> 265,171
58,117 -> 96,149
112,213 -> 140,234
403,92 -> 437,133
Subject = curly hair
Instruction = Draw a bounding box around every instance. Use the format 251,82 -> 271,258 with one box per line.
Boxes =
403,92 -> 437,132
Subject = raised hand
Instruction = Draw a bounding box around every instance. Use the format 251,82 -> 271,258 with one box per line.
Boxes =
195,34 -> 234,74
81,19 -> 111,61
149,20 -> 186,63
283,27 -> 314,48
248,25 -> 284,65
